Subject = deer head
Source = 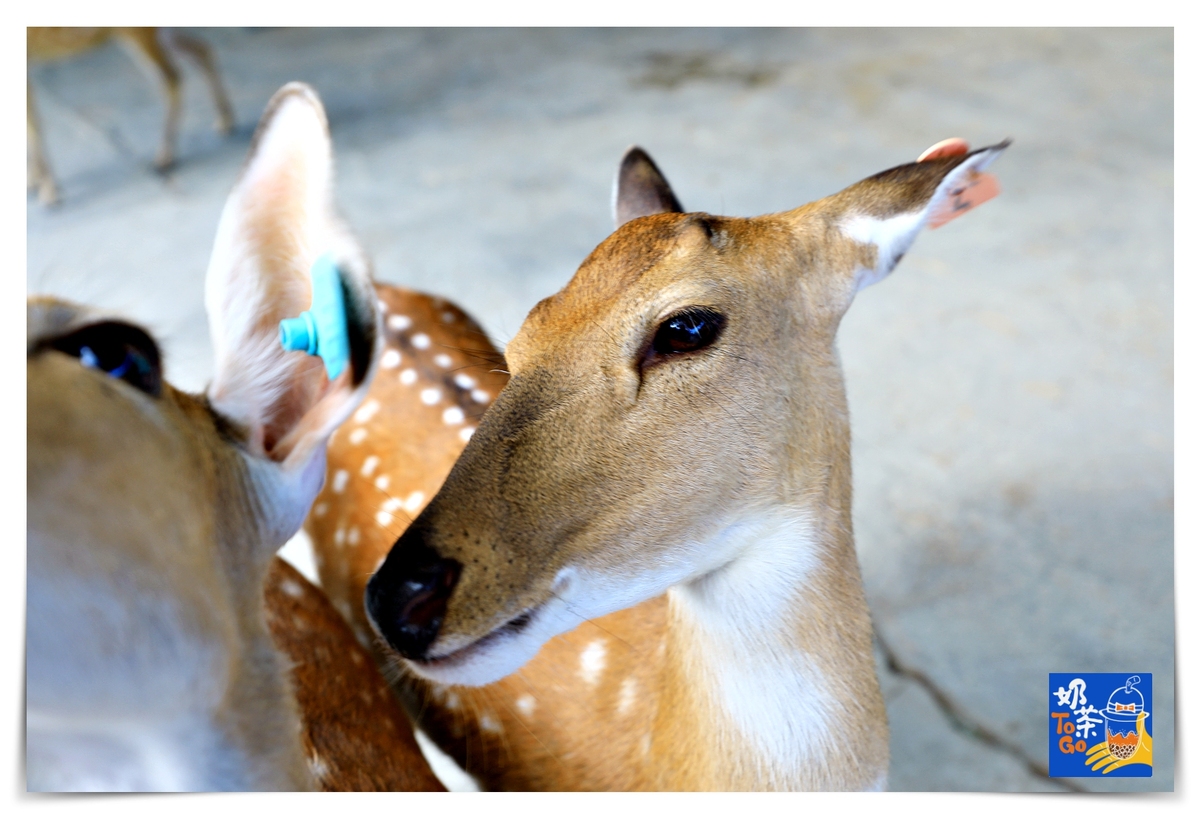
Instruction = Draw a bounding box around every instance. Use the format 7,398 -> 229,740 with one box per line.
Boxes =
365,141 -> 1008,690
26,83 -> 381,790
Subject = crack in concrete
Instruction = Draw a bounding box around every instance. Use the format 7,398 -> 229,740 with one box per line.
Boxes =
876,631 -> 1088,793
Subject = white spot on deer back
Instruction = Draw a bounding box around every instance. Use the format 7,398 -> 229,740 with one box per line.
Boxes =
354,399 -> 380,423
400,368 -> 417,385
307,754 -> 329,779
331,470 -> 350,493
348,428 -> 367,445
579,639 -> 607,686
443,406 -> 464,425
313,502 -> 328,517
403,491 -> 425,514
617,676 -> 638,716
361,455 -> 380,477
381,348 -> 401,369
434,353 -> 452,368
445,692 -> 461,711
334,527 -> 346,546
347,528 -> 360,546
412,333 -> 431,350
382,497 -> 403,513
280,578 -> 304,599
479,713 -> 502,734
441,311 -> 456,324
471,389 -> 490,404
376,511 -> 393,527
515,695 -> 536,717
388,314 -> 412,332
421,387 -> 441,405
459,426 -> 475,442
375,475 -> 390,490
454,373 -> 476,389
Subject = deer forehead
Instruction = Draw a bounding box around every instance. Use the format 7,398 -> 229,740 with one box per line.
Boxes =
507,213 -> 857,373
29,362 -> 230,578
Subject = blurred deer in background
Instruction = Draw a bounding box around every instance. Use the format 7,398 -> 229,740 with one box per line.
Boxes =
27,27 -> 236,205
311,137 -> 1006,790
27,83 -> 441,791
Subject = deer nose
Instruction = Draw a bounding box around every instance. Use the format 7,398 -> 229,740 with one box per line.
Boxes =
365,530 -> 461,660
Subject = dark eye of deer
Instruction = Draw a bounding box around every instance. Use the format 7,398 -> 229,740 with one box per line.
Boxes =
651,308 -> 725,356
47,322 -> 163,397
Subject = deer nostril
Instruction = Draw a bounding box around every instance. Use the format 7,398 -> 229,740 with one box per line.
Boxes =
397,567 -> 459,631
365,532 -> 461,660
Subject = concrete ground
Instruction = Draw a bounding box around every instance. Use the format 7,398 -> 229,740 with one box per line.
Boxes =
26,28 -> 1173,791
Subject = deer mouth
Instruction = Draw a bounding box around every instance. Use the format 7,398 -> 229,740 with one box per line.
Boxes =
400,568 -> 579,686
409,605 -> 540,673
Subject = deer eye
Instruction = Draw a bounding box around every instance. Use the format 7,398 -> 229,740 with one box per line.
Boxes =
650,308 -> 726,357
47,322 -> 163,397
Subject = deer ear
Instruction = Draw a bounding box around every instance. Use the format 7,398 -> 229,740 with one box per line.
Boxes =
204,82 -> 380,469
613,146 -> 685,228
832,139 -> 1009,290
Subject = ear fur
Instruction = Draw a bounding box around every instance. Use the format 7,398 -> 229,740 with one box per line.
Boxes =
613,146 -> 685,228
834,140 -> 1009,290
204,82 -> 380,468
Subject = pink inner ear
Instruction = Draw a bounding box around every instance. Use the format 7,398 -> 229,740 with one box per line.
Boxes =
926,171 -> 1000,229
918,138 -> 970,162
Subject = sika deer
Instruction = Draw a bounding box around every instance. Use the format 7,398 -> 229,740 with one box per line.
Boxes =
27,27 -> 236,205
26,82 -> 441,791
305,288 -> 507,651
315,138 -> 1007,789
371,139 -> 1011,790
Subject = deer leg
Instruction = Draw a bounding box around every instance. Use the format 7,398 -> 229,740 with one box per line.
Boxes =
117,28 -> 182,172
27,80 -> 59,206
167,31 -> 235,136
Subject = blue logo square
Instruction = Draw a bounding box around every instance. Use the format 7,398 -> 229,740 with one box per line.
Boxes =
1049,673 -> 1152,777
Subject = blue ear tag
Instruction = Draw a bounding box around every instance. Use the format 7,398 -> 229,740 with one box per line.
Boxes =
279,253 -> 351,381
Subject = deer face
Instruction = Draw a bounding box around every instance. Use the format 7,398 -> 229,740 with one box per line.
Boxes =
26,83 -> 381,791
366,143 -> 1007,686
27,302 -> 235,732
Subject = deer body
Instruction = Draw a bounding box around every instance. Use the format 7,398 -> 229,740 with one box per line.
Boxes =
305,283 -> 508,648
27,83 -> 442,791
313,141 -> 1006,789
27,27 -> 236,205
263,558 -> 444,791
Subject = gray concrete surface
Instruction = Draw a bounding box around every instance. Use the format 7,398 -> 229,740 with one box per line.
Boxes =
27,28 -> 1173,791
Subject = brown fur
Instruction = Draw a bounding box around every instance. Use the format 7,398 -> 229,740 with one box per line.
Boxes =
309,145 -> 1006,789
28,298 -> 314,789
26,83 -> 441,792
305,283 -> 509,646
263,558 -> 444,791
27,27 -> 236,205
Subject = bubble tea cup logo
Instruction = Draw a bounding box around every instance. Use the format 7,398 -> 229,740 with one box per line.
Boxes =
1049,673 -> 1152,778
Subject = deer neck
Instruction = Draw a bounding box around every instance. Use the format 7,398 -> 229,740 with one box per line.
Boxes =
650,394 -> 888,791
191,400 -> 318,790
